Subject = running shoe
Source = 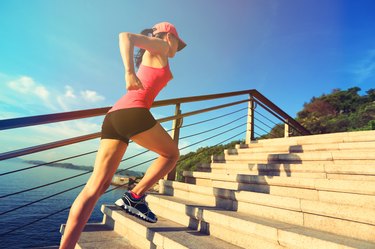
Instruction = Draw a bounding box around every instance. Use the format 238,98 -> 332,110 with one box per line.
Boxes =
114,190 -> 158,223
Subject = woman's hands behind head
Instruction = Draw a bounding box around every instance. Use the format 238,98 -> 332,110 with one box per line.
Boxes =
125,72 -> 144,90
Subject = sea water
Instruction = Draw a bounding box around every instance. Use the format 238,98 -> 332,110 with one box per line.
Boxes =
0,158 -> 128,249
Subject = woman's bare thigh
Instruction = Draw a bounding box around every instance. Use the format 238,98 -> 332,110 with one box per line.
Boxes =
86,138 -> 128,192
129,122 -> 179,158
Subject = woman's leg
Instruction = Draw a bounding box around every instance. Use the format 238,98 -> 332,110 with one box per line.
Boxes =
59,138 -> 128,249
129,122 -> 180,196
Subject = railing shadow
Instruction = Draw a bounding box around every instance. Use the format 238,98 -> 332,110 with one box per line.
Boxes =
212,144 -> 303,213
153,144 -> 306,240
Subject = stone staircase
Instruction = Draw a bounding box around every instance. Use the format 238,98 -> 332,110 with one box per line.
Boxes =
60,130 -> 375,248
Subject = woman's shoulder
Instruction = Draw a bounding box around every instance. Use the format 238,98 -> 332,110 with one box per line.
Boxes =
142,51 -> 169,68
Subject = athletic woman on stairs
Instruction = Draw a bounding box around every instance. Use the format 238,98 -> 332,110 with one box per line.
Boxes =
59,21 -> 186,249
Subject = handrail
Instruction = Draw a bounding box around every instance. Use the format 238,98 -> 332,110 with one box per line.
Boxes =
0,89 -> 311,162
0,107 -> 109,131
153,89 -> 253,106
0,89 -> 310,134
251,91 -> 311,135
0,90 -> 253,130
0,99 -> 249,161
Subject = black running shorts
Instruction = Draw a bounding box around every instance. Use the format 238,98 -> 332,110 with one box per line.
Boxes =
100,108 -> 157,145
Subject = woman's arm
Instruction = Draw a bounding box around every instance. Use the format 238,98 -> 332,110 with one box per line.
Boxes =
119,32 -> 169,73
119,32 -> 169,90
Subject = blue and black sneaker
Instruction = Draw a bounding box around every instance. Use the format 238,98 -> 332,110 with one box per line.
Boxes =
115,190 -> 158,223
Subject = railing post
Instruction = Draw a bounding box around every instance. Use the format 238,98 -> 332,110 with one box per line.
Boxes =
246,95 -> 255,144
165,103 -> 183,181
284,119 -> 290,138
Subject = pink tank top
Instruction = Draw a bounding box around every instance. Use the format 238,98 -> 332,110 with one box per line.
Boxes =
107,63 -> 173,113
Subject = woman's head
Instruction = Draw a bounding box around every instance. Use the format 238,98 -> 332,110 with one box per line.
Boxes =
152,22 -> 186,53
134,22 -> 186,68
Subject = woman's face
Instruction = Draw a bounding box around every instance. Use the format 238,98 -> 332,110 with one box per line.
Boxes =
166,33 -> 179,58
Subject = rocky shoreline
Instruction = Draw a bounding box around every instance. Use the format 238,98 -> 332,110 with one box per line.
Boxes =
23,159 -> 144,177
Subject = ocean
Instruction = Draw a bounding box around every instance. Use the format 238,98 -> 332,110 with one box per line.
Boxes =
0,158 -> 129,249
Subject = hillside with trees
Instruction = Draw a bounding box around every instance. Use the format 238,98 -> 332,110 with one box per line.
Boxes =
263,87 -> 375,138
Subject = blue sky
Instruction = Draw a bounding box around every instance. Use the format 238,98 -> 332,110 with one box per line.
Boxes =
1,0 -> 375,170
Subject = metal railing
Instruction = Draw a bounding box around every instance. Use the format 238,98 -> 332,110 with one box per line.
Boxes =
0,89 -> 310,241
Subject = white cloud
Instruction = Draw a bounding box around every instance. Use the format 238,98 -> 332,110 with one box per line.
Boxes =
7,76 -> 33,93
35,85 -> 49,100
80,90 -> 105,102
6,75 -> 57,111
57,95 -> 70,111
64,85 -> 76,98
2,73 -> 106,114
57,85 -> 78,111
56,86 -> 105,111
7,76 -> 49,100
0,73 -> 119,166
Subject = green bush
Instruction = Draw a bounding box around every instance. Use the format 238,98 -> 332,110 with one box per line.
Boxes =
175,139 -> 244,182
295,87 -> 375,134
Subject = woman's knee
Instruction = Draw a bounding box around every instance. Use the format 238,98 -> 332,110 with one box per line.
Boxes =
162,145 -> 180,160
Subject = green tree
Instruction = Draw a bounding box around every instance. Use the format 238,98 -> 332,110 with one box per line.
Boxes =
295,87 -> 374,134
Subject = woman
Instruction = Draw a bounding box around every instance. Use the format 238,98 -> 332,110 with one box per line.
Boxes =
59,21 -> 186,249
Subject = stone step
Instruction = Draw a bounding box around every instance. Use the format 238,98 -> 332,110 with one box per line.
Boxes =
243,130 -> 375,147
213,157 -> 375,167
227,142 -> 375,155
183,171 -> 375,199
207,162 -> 327,171
290,141 -> 375,152
198,162 -> 327,179
238,137 -> 375,152
225,146 -> 290,155
214,151 -> 375,165
197,168 -> 375,181
177,174 -> 375,225
198,169 -> 375,181
146,193 -> 375,249
59,222 -> 133,249
196,168 -> 328,179
100,204 -> 241,249
324,173 -> 375,181
201,162 -> 375,175
181,171 -> 375,209
159,180 -> 375,242
145,195 -> 283,249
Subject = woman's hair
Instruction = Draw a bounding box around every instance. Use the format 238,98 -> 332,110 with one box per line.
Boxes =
134,28 -> 167,68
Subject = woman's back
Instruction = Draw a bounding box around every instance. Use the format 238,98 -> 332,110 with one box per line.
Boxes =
107,59 -> 173,113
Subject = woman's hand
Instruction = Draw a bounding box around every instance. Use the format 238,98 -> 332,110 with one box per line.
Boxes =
125,72 -> 144,90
